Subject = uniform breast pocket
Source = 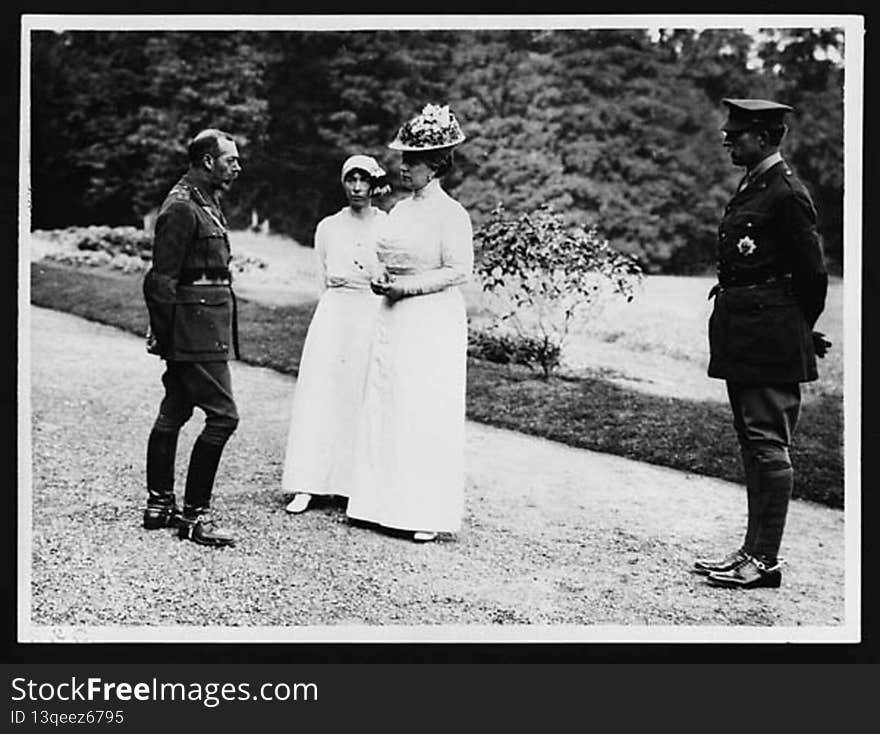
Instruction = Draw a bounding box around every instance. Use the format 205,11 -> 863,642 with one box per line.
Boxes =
194,219 -> 229,268
172,286 -> 232,356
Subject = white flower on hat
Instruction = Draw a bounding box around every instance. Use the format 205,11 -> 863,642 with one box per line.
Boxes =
423,104 -> 451,127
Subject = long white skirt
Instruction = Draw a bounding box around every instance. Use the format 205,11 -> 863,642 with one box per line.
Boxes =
281,287 -> 381,497
346,288 -> 467,532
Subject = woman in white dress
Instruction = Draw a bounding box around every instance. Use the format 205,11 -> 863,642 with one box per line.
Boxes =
282,154 -> 388,514
346,105 -> 473,542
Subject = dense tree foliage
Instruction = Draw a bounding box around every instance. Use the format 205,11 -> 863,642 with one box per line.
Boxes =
29,27 -> 845,272
30,31 -> 273,230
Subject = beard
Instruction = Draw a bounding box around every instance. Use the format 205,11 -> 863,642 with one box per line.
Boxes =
213,170 -> 237,193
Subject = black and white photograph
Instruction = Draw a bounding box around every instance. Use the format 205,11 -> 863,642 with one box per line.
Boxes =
18,13 -> 863,644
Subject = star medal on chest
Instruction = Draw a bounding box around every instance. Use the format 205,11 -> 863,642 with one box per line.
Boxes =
736,236 -> 757,256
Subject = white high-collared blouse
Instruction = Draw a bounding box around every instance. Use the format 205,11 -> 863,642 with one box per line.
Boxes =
314,206 -> 387,293
376,179 -> 473,296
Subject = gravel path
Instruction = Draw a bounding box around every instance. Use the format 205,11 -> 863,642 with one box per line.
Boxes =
24,306 -> 850,641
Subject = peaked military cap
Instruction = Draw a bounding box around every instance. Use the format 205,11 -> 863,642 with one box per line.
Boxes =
721,98 -> 794,132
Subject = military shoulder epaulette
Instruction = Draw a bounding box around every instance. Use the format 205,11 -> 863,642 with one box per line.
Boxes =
778,169 -> 808,195
166,185 -> 192,201
158,185 -> 196,217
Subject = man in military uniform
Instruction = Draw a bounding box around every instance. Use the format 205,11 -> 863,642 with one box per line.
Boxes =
694,99 -> 830,588
142,128 -> 242,547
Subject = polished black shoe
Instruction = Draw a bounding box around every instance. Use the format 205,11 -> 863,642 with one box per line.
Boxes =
143,505 -> 183,530
706,556 -> 782,589
693,547 -> 748,576
178,513 -> 236,548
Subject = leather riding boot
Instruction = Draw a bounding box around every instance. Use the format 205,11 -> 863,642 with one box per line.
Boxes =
143,429 -> 183,529
182,437 -> 225,511
752,467 -> 794,567
178,505 -> 236,547
177,437 -> 235,547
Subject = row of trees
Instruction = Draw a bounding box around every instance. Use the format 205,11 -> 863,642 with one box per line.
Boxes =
30,27 -> 845,272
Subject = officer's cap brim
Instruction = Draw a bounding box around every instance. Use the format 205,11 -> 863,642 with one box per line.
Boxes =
721,98 -> 793,132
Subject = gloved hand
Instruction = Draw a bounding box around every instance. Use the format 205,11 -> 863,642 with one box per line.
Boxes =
812,331 -> 832,358
145,326 -> 162,356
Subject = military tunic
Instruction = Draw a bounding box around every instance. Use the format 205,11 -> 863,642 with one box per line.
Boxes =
708,158 -> 827,385
143,175 -> 239,362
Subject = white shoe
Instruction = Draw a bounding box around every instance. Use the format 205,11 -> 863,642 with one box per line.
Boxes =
412,531 -> 437,543
285,493 -> 312,514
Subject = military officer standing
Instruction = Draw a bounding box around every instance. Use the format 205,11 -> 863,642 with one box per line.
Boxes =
142,128 -> 242,548
694,99 -> 830,588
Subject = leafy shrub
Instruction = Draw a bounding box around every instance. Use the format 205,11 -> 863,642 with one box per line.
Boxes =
474,205 -> 643,378
468,325 -> 562,375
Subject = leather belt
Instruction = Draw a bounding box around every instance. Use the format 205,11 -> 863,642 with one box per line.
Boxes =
180,267 -> 232,286
187,277 -> 231,286
709,274 -> 791,300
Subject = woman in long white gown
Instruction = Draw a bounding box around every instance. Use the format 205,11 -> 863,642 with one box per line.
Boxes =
281,155 -> 388,514
346,105 -> 473,542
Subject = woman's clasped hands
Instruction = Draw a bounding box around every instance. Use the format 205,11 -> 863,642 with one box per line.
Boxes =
370,268 -> 405,300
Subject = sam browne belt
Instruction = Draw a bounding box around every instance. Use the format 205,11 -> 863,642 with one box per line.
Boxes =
709,273 -> 792,300
179,267 -> 232,286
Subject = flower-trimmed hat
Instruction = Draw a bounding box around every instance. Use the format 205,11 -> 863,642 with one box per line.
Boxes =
388,104 -> 466,151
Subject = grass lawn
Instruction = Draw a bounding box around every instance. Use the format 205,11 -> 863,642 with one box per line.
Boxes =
29,260 -> 844,508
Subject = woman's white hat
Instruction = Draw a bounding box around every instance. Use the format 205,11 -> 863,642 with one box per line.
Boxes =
340,154 -> 386,182
388,104 -> 466,151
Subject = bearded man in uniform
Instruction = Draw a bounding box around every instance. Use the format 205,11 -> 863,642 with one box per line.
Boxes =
142,128 -> 243,548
